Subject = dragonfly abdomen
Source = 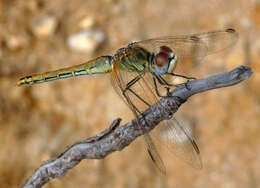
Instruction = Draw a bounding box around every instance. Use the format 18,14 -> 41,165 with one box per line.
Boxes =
17,56 -> 112,86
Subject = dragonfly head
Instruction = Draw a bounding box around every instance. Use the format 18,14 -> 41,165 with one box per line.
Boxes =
153,46 -> 178,75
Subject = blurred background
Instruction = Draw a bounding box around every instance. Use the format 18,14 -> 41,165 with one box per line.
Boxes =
0,0 -> 259,187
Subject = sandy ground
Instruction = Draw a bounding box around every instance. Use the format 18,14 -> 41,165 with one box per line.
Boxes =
0,0 -> 260,187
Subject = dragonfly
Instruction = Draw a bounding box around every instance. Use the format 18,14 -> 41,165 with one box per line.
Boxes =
17,28 -> 238,174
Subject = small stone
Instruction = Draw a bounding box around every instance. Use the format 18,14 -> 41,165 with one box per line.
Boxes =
79,16 -> 95,29
31,15 -> 57,38
5,35 -> 29,50
67,29 -> 105,53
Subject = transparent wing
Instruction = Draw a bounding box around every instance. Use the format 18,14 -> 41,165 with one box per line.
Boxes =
111,60 -> 202,171
144,133 -> 166,174
135,28 -> 238,62
153,117 -> 202,169
111,61 -> 166,174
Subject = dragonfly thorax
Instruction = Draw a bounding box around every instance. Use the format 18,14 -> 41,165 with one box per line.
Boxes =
153,46 -> 178,75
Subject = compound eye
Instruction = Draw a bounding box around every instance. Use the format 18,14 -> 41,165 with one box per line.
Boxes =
154,52 -> 169,67
160,46 -> 174,58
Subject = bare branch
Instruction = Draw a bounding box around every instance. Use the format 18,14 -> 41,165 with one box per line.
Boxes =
20,65 -> 252,188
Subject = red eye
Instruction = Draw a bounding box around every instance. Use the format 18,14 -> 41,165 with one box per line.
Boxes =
154,52 -> 168,67
160,46 -> 173,55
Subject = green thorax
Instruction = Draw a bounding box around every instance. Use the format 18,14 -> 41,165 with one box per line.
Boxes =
114,45 -> 152,73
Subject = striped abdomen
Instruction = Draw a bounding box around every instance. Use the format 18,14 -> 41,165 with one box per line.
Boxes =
17,56 -> 112,86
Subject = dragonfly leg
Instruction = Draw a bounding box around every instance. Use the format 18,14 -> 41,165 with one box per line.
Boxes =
158,74 -> 194,91
123,74 -> 144,91
128,88 -> 151,107
184,80 -> 192,90
155,74 -> 193,94
162,75 -> 192,91
152,76 -> 168,97
167,73 -> 197,80
157,73 -> 196,89
166,87 -> 171,97
122,73 -> 151,108
157,75 -> 179,87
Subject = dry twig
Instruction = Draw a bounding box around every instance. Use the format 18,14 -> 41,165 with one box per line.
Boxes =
20,65 -> 252,188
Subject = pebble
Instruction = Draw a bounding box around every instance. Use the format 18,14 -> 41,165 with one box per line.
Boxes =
5,34 -> 29,50
31,15 -> 57,38
67,29 -> 105,53
79,16 -> 95,29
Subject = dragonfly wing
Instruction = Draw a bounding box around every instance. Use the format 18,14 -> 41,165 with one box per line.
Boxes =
144,133 -> 166,174
111,61 -> 166,173
135,28 -> 238,61
111,57 -> 202,171
111,61 -> 160,113
152,117 -> 202,169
